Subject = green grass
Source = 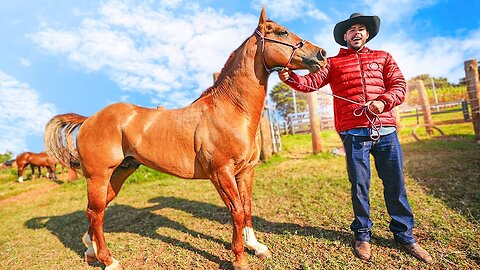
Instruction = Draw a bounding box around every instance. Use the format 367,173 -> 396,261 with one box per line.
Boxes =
0,119 -> 479,269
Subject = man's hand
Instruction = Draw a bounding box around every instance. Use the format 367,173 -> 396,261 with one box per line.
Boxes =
278,68 -> 291,82
366,100 -> 385,114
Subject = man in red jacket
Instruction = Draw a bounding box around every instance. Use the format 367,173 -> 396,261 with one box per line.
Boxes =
279,13 -> 432,263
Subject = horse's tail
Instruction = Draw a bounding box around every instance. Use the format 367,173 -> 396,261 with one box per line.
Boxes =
44,113 -> 88,170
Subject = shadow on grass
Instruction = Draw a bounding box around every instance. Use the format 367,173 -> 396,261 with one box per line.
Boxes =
402,139 -> 480,224
26,196 -> 398,269
25,203 -> 231,269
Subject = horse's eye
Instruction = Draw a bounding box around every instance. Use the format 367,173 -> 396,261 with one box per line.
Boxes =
277,30 -> 288,37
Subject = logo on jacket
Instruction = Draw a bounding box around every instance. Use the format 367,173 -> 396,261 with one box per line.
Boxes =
369,62 -> 379,70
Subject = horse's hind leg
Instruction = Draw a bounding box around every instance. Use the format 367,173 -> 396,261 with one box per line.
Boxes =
238,169 -> 271,259
106,157 -> 139,204
51,163 -> 57,180
84,158 -> 138,269
30,165 -> 37,180
48,164 -> 57,180
85,172 -> 122,270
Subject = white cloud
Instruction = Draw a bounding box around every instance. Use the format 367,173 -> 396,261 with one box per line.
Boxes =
30,29 -> 80,53
19,57 -> 32,67
363,0 -> 437,23
379,29 -> 480,83
0,71 -> 57,155
29,0 -> 258,108
251,0 -> 330,22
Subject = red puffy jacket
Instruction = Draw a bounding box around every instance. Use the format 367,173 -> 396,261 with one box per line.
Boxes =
286,46 -> 406,133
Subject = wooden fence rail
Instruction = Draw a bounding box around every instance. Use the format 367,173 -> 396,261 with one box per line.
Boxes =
281,100 -> 471,135
281,112 -> 334,134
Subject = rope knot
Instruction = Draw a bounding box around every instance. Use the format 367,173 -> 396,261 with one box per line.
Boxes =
353,105 -> 382,140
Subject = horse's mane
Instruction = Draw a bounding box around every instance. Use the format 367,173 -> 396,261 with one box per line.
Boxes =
198,50 -> 237,98
192,36 -> 252,108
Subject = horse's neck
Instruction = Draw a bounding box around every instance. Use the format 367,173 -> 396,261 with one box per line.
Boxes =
212,37 -> 267,122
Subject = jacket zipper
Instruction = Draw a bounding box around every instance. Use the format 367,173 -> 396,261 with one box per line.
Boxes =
356,52 -> 367,105
356,52 -> 370,128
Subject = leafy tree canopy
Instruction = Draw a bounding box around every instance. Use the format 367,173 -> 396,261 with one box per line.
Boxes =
0,152 -> 13,163
409,74 -> 455,88
269,82 -> 308,118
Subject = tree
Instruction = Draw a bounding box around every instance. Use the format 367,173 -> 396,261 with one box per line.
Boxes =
409,74 -> 453,88
269,82 -> 308,119
0,152 -> 13,163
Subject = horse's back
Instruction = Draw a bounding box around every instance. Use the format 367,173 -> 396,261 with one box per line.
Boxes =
76,102 -> 208,178
15,152 -> 31,165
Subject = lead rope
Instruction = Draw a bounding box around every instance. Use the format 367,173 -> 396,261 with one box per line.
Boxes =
286,77 -> 383,140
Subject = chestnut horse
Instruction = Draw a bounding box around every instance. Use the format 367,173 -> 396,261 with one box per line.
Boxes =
15,152 -> 57,182
44,7 -> 326,270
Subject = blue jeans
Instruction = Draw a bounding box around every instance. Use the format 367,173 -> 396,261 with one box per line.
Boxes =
340,131 -> 416,245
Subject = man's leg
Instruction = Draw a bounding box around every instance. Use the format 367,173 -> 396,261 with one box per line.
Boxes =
372,132 -> 432,263
371,132 -> 415,244
341,134 -> 373,260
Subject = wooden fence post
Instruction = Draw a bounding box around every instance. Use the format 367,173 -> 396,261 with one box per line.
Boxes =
306,91 -> 322,153
416,80 -> 434,135
394,107 -> 402,131
259,116 -> 273,161
464,59 -> 480,143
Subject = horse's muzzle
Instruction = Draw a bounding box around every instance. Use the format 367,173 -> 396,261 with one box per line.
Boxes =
302,48 -> 327,73
318,48 -> 327,62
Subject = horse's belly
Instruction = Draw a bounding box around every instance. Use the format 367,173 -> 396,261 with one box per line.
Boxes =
134,149 -> 207,180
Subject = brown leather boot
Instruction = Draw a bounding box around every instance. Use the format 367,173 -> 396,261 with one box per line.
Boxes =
354,240 -> 371,261
403,243 -> 432,263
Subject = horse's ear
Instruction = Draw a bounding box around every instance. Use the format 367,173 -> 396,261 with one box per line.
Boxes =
257,6 -> 267,34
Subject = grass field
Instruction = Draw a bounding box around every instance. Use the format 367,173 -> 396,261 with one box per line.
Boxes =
0,115 -> 479,270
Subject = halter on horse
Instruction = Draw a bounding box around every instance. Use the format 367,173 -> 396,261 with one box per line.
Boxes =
44,7 -> 326,270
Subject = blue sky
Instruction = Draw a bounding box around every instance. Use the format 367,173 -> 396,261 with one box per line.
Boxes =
0,0 -> 479,155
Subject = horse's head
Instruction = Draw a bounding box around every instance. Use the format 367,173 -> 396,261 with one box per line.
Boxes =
256,7 -> 327,73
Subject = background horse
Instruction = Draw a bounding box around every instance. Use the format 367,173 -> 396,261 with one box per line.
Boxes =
0,159 -> 16,170
44,7 -> 326,270
15,152 -> 57,182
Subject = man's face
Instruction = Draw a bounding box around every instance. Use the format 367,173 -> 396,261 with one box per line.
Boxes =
344,24 -> 369,50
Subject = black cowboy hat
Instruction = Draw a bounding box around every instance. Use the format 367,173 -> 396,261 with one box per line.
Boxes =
333,13 -> 380,47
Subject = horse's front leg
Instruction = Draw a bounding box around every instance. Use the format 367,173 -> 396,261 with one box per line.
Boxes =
17,164 -> 25,182
237,168 -> 271,259
211,165 -> 250,270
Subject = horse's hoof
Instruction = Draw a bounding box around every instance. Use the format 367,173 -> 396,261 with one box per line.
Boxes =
84,253 -> 97,264
105,258 -> 122,270
256,249 -> 272,260
233,264 -> 250,270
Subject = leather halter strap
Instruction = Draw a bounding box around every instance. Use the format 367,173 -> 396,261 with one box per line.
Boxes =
254,29 -> 307,73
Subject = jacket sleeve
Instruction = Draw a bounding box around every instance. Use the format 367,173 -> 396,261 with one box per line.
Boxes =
285,60 -> 331,93
375,53 -> 406,112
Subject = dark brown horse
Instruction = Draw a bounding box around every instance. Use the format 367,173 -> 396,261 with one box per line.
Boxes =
44,7 -> 326,270
15,152 -> 57,182
0,159 -> 16,170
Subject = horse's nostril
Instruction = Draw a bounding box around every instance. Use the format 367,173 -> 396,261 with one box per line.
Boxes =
318,49 -> 327,61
